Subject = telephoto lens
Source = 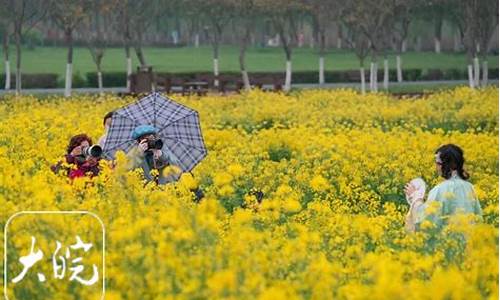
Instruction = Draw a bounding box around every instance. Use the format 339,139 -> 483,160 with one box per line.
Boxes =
82,145 -> 103,158
147,138 -> 163,150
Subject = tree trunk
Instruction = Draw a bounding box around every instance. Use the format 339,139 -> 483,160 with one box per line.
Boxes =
370,58 -> 378,92
396,55 -> 403,82
134,45 -> 147,66
285,60 -> 292,92
360,67 -> 365,95
212,37 -> 220,88
194,33 -> 200,48
467,65 -> 474,88
97,71 -> 103,91
174,16 -> 181,45
402,39 -> 407,53
473,56 -> 480,87
319,56 -> 324,85
3,33 -> 10,90
64,28 -> 73,97
415,36 -> 422,51
278,26 -> 293,92
213,58 -> 219,88
319,31 -> 325,85
383,58 -> 389,90
369,62 -> 374,91
15,29 -> 22,95
4,59 -> 10,90
125,45 -> 132,92
453,31 -> 461,52
434,16 -> 442,53
239,40 -> 250,90
481,60 -> 488,87
97,59 -> 103,94
336,25 -> 342,49
370,61 -> 379,92
434,38 -> 441,54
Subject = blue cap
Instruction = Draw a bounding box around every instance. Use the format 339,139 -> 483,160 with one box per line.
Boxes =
132,125 -> 157,140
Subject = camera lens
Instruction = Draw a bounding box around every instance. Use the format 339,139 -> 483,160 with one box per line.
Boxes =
89,145 -> 103,157
148,138 -> 163,150
83,145 -> 103,158
154,139 -> 163,149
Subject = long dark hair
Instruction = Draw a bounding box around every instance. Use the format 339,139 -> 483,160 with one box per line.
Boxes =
435,144 -> 469,180
67,134 -> 93,154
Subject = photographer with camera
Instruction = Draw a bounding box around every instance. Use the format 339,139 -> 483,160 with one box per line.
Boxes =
126,125 -> 179,185
51,134 -> 102,179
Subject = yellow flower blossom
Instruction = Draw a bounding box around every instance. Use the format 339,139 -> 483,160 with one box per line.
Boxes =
310,175 -> 330,192
0,87 -> 497,299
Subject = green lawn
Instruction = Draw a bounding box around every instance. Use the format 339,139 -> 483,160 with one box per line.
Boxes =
0,45 -> 498,77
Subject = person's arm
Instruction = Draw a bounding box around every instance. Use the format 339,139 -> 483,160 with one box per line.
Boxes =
404,181 -> 426,232
126,146 -> 144,170
127,139 -> 151,170
65,154 -> 76,164
413,188 -> 444,230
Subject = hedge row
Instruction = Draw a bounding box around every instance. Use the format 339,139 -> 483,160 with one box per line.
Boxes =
0,73 -> 58,89
0,68 -> 498,88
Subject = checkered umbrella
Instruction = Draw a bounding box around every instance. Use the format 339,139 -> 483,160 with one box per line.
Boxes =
102,92 -> 207,175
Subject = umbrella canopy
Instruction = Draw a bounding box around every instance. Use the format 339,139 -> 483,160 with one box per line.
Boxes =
102,92 -> 207,174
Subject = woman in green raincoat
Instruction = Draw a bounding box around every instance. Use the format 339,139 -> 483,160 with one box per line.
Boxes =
405,144 -> 483,232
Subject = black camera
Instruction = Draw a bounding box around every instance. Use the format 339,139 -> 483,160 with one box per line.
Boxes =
147,138 -> 163,150
82,145 -> 103,158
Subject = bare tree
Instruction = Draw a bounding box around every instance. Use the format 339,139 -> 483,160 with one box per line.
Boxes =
453,0 -> 498,88
343,0 -> 393,92
204,0 -> 233,88
134,0 -> 166,67
475,0 -> 498,86
304,0 -> 339,85
232,0 -> 258,90
0,4 -> 11,90
49,0 -> 92,97
432,3 -> 445,53
3,0 -> 46,94
185,0 -> 233,88
81,0 -> 116,93
343,12 -> 370,94
114,1 -> 133,90
392,0 -> 418,83
380,24 -> 394,91
259,0 -> 303,92
114,0 -> 168,93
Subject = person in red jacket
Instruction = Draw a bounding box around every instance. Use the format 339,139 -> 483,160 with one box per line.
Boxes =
51,134 -> 100,179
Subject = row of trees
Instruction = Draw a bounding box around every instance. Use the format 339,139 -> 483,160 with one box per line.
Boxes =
0,0 -> 498,96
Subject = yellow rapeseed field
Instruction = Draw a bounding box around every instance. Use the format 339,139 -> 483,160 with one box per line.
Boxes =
0,87 -> 498,299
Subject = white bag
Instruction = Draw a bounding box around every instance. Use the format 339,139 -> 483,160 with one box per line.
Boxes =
405,177 -> 426,232
405,177 -> 426,204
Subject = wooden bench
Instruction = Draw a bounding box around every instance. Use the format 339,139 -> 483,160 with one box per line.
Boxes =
254,75 -> 283,91
391,92 -> 425,99
182,81 -> 209,96
159,77 -> 185,94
